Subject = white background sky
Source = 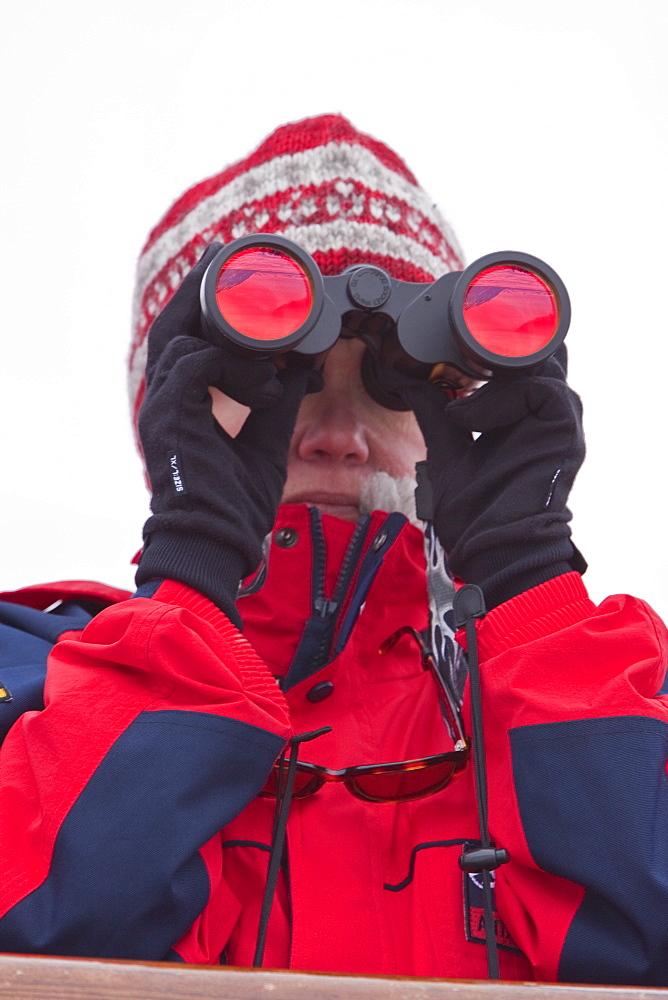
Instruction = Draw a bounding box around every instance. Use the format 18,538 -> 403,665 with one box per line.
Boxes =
1,0 -> 666,615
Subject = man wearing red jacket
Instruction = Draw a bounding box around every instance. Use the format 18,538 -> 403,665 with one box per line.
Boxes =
0,114 -> 667,985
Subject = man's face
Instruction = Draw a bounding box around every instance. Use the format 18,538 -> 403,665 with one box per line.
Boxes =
210,338 -> 427,522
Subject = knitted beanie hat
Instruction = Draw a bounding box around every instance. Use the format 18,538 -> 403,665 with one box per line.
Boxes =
129,113 -> 464,431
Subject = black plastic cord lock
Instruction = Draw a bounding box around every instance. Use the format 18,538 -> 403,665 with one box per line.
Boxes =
453,584 -> 487,630
459,847 -> 510,874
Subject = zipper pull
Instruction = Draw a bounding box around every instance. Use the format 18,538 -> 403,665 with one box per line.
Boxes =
314,598 -> 338,619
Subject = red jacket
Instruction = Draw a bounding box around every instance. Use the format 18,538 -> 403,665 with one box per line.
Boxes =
0,504 -> 667,984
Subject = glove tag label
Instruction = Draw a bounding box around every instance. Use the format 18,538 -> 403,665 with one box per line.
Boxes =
168,454 -> 187,495
545,468 -> 562,508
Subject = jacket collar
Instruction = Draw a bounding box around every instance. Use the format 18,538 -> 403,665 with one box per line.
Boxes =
239,503 -> 428,684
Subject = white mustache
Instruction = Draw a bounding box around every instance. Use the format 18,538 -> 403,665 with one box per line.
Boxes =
359,473 -> 419,527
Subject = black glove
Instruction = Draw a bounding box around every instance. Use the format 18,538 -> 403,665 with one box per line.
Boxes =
400,351 -> 586,610
136,244 -> 319,626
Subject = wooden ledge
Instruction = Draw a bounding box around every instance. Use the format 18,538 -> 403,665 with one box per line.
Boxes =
0,955 -> 666,1000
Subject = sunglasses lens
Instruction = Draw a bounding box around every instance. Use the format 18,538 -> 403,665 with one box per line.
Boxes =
260,766 -> 321,800
351,759 -> 461,803
214,246 -> 313,342
462,264 -> 559,358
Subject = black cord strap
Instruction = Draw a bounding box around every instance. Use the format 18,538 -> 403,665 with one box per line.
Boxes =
253,727 -> 331,967
454,585 -> 509,981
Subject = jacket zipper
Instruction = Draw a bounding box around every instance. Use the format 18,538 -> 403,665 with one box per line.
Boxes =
309,507 -> 372,669
283,509 -> 374,688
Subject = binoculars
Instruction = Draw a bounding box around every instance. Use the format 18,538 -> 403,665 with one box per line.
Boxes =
200,234 -> 570,410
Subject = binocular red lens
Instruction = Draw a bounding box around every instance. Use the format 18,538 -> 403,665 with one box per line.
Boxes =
214,246 -> 313,342
462,265 -> 559,358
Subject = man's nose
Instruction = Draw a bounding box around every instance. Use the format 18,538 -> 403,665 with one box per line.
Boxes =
295,398 -> 369,465
294,394 -> 371,464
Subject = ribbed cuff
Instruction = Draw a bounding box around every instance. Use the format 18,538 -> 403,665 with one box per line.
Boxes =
451,538 -> 578,611
136,530 -> 247,629
456,571 -> 595,660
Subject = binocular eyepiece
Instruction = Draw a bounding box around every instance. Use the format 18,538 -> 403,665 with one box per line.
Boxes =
200,233 -> 570,410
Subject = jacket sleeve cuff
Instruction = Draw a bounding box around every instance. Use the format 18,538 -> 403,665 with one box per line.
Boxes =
135,530 -> 246,629
456,571 -> 596,660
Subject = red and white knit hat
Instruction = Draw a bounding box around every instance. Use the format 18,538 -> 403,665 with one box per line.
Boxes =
129,113 -> 464,430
